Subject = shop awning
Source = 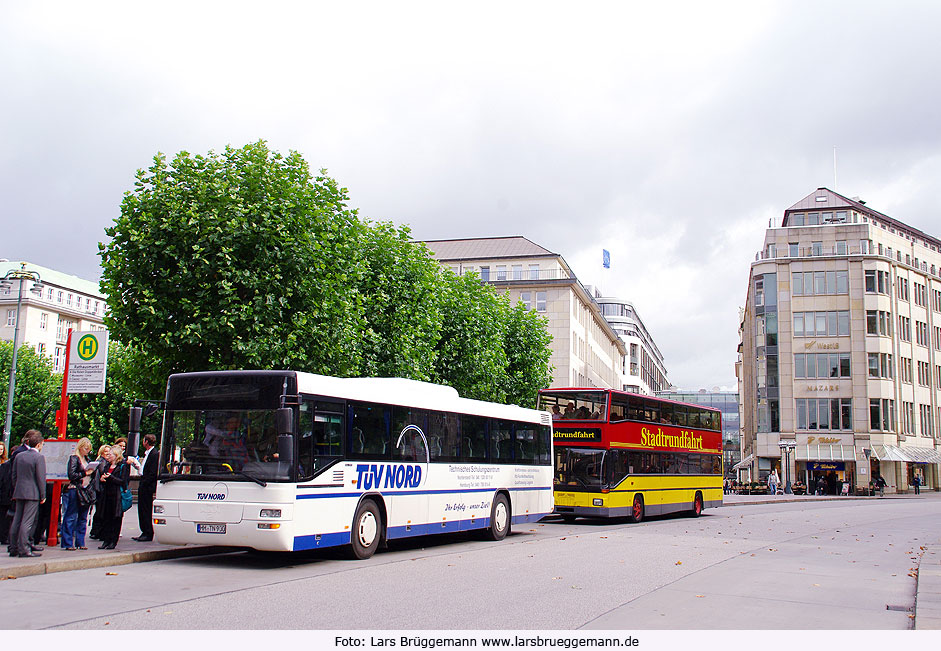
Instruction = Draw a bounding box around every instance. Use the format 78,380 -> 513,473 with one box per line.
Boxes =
872,444 -> 941,464
731,453 -> 754,470
795,444 -> 857,462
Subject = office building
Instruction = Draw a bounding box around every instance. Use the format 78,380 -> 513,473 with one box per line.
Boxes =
657,389 -> 740,473
424,237 -> 626,389
739,188 -> 941,494
1,259 -> 107,373
595,295 -> 669,395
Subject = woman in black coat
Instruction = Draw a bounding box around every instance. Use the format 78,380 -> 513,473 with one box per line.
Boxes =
0,440 -> 12,545
97,445 -> 130,549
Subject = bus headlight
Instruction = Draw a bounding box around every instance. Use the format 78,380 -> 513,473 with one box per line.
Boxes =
260,509 -> 282,518
153,504 -> 165,514
257,523 -> 281,530
592,498 -> 603,506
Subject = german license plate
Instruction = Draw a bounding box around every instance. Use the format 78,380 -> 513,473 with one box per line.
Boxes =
197,523 -> 226,534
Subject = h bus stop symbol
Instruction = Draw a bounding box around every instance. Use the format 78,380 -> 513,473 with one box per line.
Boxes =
77,334 -> 99,360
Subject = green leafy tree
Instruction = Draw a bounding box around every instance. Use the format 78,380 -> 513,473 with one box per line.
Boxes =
431,273 -> 509,402
357,223 -> 443,380
99,141 -> 366,382
501,300 -> 554,408
0,341 -> 60,439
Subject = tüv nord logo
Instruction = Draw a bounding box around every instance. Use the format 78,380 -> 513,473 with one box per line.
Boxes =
197,483 -> 228,500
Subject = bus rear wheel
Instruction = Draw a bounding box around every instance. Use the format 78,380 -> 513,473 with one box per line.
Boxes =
629,495 -> 644,523
485,493 -> 510,541
349,499 -> 382,559
690,492 -> 703,518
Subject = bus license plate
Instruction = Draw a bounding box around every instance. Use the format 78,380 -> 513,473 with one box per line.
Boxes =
197,523 -> 226,534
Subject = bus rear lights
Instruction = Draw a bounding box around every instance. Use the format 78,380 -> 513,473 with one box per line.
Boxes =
592,498 -> 604,506
153,505 -> 165,514
260,509 -> 282,518
153,518 -> 167,525
257,523 -> 281,530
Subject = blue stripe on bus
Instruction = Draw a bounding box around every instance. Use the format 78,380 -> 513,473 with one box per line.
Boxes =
295,486 -> 552,500
292,511 -> 552,550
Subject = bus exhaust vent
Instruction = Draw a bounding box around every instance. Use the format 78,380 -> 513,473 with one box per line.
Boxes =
541,413 -> 552,426
332,470 -> 344,483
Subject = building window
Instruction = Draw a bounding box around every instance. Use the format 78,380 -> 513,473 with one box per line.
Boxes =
865,310 -> 893,337
864,270 -> 889,294
898,316 -> 911,342
917,360 -> 930,386
915,321 -> 928,347
37,343 -> 46,356
870,398 -> 895,432
897,278 -> 909,301
39,312 -> 48,330
479,266 -> 490,281
529,264 -> 539,280
57,291 -> 63,303
54,346 -> 65,372
66,293 -> 73,307
899,357 -> 913,384
796,353 -> 851,379
901,401 -> 915,435
496,265 -> 507,281
812,241 -> 823,256
46,287 -> 53,301
792,271 -> 848,296
520,292 -> 532,310
788,243 -> 798,257
866,353 -> 893,379
5,309 -> 14,327
835,241 -> 847,255
920,404 -> 935,437
536,291 -> 546,312
793,311 -> 849,337
796,398 -> 852,430
512,264 -> 523,280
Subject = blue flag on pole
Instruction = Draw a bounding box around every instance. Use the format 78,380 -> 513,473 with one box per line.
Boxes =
602,249 -> 611,269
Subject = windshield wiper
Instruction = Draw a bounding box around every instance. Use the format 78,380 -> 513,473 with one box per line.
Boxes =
235,470 -> 267,487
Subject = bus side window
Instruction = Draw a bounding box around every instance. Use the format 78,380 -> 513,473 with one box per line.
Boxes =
350,402 -> 390,459
535,424 -> 551,464
627,397 -> 644,422
491,420 -> 514,463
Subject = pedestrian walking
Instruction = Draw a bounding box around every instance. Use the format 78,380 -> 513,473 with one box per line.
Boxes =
875,474 -> 886,497
912,473 -> 921,495
768,470 -> 779,495
133,434 -> 159,542
6,430 -> 46,558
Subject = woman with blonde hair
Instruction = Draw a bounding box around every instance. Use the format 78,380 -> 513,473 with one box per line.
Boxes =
97,445 -> 129,549
61,437 -> 97,550
89,444 -> 111,540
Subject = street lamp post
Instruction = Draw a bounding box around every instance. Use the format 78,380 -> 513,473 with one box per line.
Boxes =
1,263 -> 43,451
779,440 -> 796,495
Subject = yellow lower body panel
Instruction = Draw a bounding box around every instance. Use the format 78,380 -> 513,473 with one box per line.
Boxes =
555,476 -> 722,519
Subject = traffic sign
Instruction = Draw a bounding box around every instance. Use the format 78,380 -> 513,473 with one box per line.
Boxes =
67,330 -> 109,393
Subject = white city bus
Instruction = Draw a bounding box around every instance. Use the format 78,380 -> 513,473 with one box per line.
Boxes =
149,370 -> 553,558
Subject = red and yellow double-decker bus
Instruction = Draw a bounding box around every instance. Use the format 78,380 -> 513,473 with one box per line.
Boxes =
538,389 -> 722,522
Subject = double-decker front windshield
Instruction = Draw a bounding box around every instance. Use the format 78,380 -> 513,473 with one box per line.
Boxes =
538,391 -> 608,420
164,410 -> 289,481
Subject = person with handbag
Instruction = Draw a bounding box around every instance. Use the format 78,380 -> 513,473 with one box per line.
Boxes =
97,445 -> 130,549
60,437 -> 97,551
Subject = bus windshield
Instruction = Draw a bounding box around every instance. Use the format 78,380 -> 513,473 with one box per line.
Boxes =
538,390 -> 607,421
162,409 -> 290,482
555,447 -> 605,489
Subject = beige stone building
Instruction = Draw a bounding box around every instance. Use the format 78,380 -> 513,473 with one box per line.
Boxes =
738,189 -> 941,493
423,237 -> 626,389
1,259 -> 107,373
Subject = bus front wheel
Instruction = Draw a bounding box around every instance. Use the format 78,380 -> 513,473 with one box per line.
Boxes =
630,495 -> 644,524
485,493 -> 511,541
350,499 -> 382,560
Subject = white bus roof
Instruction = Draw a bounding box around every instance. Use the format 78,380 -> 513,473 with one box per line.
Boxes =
294,372 -> 550,425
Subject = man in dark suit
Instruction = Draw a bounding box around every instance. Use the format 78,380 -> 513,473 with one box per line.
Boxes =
7,430 -> 46,557
133,434 -> 158,542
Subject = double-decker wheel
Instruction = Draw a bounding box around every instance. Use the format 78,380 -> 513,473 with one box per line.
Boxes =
691,492 -> 703,517
349,499 -> 382,559
629,495 -> 644,523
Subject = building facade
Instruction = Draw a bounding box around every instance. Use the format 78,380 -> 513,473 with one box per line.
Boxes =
657,389 -> 741,474
595,295 -> 669,395
739,189 -> 941,494
424,237 -> 626,389
1,259 -> 107,373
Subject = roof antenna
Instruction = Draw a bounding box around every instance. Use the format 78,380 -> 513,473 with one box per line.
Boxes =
833,146 -> 837,191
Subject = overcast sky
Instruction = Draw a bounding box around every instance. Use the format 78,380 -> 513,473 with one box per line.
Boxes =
3,1 -> 940,391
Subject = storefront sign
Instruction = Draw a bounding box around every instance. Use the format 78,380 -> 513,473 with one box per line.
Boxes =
808,461 -> 845,471
803,341 -> 840,350
805,385 -> 840,392
807,436 -> 842,444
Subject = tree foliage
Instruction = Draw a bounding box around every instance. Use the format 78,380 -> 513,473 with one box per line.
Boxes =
0,341 -> 60,439
99,141 -> 554,408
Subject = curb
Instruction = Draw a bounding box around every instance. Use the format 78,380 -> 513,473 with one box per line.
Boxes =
1,545 -> 239,580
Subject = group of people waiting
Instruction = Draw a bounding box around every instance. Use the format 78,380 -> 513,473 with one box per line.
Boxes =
0,431 -> 158,557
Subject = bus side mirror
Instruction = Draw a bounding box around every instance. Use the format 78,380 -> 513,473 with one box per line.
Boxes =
276,408 -> 294,436
276,408 -> 295,468
128,407 -> 143,456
